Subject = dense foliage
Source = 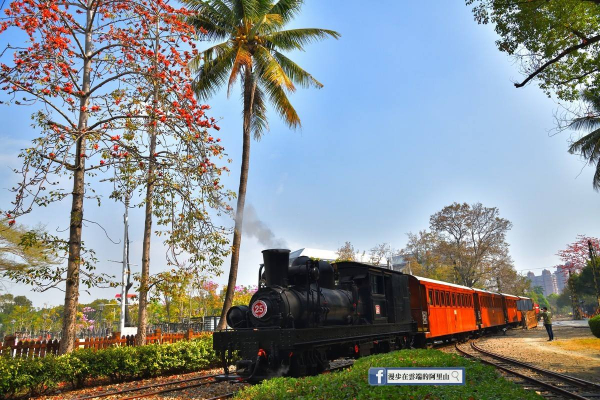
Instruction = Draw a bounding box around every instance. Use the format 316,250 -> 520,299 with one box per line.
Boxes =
589,315 -> 600,338
398,202 -> 528,294
234,349 -> 542,400
0,335 -> 218,398
466,0 -> 600,101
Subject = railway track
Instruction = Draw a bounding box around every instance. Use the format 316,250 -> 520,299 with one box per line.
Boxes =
455,341 -> 600,400
71,372 -> 235,400
202,360 -> 354,400
72,359 -> 354,400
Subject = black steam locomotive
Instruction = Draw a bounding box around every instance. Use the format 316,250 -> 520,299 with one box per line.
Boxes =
213,249 -> 416,381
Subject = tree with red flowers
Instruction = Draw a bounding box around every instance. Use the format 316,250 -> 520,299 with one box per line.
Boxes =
0,0 -> 230,353
557,235 -> 600,274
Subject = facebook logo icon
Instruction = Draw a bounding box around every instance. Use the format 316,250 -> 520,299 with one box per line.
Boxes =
368,368 -> 387,385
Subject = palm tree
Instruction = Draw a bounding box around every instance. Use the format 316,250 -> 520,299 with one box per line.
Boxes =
569,91 -> 600,190
184,0 -> 339,329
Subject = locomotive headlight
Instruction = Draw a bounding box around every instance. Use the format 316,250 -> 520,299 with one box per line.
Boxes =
226,305 -> 249,328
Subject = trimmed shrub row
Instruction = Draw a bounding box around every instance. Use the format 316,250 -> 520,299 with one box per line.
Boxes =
590,315 -> 600,338
235,349 -> 543,400
0,335 -> 219,398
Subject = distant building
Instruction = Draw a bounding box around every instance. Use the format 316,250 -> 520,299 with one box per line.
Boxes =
526,269 -> 561,296
554,267 -> 567,293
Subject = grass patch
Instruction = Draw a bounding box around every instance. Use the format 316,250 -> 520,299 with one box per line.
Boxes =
234,349 -> 543,400
550,338 -> 600,352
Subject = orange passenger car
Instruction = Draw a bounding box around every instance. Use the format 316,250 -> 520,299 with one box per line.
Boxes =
414,277 -> 477,340
409,275 -> 533,344
501,293 -> 523,326
474,289 -> 505,329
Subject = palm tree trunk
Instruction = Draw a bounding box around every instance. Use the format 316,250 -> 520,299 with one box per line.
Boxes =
59,4 -> 92,355
217,68 -> 256,330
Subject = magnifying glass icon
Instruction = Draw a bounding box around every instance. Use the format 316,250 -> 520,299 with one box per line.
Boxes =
451,371 -> 460,382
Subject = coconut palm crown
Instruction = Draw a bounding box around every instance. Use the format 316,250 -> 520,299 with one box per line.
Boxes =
184,0 -> 340,329
569,90 -> 600,190
185,0 -> 340,136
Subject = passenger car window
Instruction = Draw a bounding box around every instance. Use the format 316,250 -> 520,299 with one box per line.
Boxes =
429,290 -> 433,305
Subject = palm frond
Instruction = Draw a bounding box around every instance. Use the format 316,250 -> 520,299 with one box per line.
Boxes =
569,128 -> 600,163
190,43 -> 237,100
231,0 -> 259,22
262,76 -> 300,128
272,51 -> 322,89
269,0 -> 304,24
593,164 -> 600,191
250,81 -> 269,139
581,90 -> 600,112
227,46 -> 253,96
189,41 -> 232,71
254,46 -> 295,92
183,0 -> 236,41
250,13 -> 285,36
570,116 -> 600,132
264,28 -> 340,51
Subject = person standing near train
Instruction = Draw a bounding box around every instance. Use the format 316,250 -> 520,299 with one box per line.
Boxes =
539,307 -> 554,341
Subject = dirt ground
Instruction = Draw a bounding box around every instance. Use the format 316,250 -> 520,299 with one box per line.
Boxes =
473,322 -> 600,383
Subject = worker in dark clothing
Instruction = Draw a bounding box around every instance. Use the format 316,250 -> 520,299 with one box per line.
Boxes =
539,307 -> 554,341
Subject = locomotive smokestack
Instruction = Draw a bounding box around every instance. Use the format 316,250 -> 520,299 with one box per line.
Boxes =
262,249 -> 290,287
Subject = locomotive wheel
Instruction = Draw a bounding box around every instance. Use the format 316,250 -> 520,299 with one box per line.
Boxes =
289,352 -> 307,377
290,349 -> 329,377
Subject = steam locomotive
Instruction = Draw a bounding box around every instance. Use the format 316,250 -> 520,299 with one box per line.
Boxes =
213,249 -> 532,381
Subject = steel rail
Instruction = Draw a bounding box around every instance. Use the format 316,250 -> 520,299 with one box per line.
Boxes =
455,342 -> 592,400
73,373 -> 220,400
115,377 -> 219,400
470,341 -> 600,391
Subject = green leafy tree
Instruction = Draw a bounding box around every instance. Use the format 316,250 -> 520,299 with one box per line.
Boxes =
185,0 -> 340,329
0,220 -> 58,276
466,0 -> 600,101
430,202 -> 513,288
400,231 -> 454,281
529,286 -> 550,310
336,241 -> 358,262
149,270 -> 193,323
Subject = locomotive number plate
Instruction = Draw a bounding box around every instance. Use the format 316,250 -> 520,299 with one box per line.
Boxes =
252,300 -> 268,318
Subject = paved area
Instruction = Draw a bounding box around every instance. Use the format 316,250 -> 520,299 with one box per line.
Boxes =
552,319 -> 590,328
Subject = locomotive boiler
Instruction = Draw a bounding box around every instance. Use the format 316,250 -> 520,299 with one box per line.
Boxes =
227,249 -> 356,330
214,249 -> 417,381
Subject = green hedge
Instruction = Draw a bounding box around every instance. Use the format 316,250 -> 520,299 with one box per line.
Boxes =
590,315 -> 600,338
235,349 -> 543,400
0,335 -> 219,398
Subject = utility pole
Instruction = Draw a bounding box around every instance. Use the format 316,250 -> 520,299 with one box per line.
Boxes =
109,193 -> 131,334
587,240 -> 600,311
119,194 -> 130,333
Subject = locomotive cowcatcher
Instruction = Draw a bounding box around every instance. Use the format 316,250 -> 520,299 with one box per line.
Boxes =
213,249 -> 417,381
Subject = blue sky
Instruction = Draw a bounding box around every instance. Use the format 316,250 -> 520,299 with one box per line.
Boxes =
1,1 -> 598,307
